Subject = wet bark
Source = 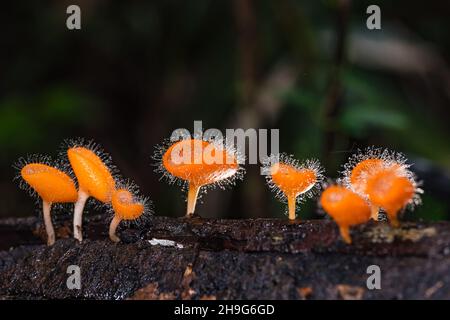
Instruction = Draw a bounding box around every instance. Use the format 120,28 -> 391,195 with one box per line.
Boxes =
0,213 -> 449,300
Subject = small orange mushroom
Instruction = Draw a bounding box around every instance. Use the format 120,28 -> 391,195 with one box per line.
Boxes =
109,186 -> 150,243
264,155 -> 322,220
320,185 -> 371,244
156,138 -> 243,217
18,161 -> 78,245
348,159 -> 385,194
67,143 -> 116,242
343,148 -> 408,220
365,167 -> 418,227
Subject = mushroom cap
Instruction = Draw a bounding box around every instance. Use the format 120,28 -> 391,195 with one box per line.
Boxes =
270,162 -> 317,197
350,158 -> 406,195
112,189 -> 144,220
68,147 -> 115,203
21,163 -> 78,203
162,139 -> 239,186
365,168 -> 415,214
320,186 -> 371,227
349,158 -> 385,194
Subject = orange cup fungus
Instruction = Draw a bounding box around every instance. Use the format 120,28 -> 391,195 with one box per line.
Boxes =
343,148 -> 409,220
109,184 -> 150,243
264,155 -> 323,220
156,138 -> 243,217
67,143 -> 116,242
365,167 -> 418,227
320,185 -> 371,244
17,159 -> 78,245
14,140 -> 424,247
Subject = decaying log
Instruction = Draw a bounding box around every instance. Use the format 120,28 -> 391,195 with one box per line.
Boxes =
1,213 -> 449,299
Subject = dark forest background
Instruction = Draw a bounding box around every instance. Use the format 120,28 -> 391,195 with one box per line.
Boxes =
1,0 -> 449,221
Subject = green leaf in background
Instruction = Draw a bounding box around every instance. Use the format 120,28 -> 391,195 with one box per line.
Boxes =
339,104 -> 408,138
409,194 -> 449,222
40,86 -> 91,125
0,86 -> 95,156
0,100 -> 42,151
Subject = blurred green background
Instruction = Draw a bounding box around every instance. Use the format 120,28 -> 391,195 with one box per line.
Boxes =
1,0 -> 449,220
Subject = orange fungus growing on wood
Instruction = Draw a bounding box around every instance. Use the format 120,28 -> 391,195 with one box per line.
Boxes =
264,155 -> 322,220
109,186 -> 150,243
68,147 -> 116,203
365,167 -> 417,227
343,147 -> 409,220
112,189 -> 145,220
156,138 -> 243,217
18,160 -> 77,245
67,142 -> 116,242
320,185 -> 371,244
21,164 -> 78,204
348,159 -> 385,194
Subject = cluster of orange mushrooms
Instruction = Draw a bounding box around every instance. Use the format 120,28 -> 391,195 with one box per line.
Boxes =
16,138 -> 422,246
322,149 -> 422,243
16,140 -> 150,245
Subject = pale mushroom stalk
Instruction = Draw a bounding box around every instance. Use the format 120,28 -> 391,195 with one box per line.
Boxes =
18,162 -> 78,246
42,200 -> 55,246
109,216 -> 122,243
73,189 -> 89,242
186,184 -> 200,217
287,195 -> 296,221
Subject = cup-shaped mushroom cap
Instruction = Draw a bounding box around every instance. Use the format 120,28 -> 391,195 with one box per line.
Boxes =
162,139 -> 239,186
365,168 -> 415,214
112,189 -> 145,220
68,147 -> 115,203
349,158 -> 385,194
343,147 -> 410,196
21,163 -> 78,203
320,186 -> 371,227
270,163 -> 317,197
350,159 -> 406,194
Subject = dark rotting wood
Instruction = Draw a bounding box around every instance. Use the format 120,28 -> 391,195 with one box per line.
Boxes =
1,214 -> 449,299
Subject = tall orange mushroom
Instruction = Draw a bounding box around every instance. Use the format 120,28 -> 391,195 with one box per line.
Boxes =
17,159 -> 78,245
320,185 -> 371,244
264,155 -> 322,220
155,138 -> 243,217
67,142 -> 116,242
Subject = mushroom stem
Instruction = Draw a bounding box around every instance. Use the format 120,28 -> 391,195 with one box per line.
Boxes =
42,200 -> 55,246
109,215 -> 122,243
287,195 -> 297,220
387,211 -> 400,228
186,184 -> 200,217
73,189 -> 89,242
370,205 -> 379,221
339,225 -> 352,244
